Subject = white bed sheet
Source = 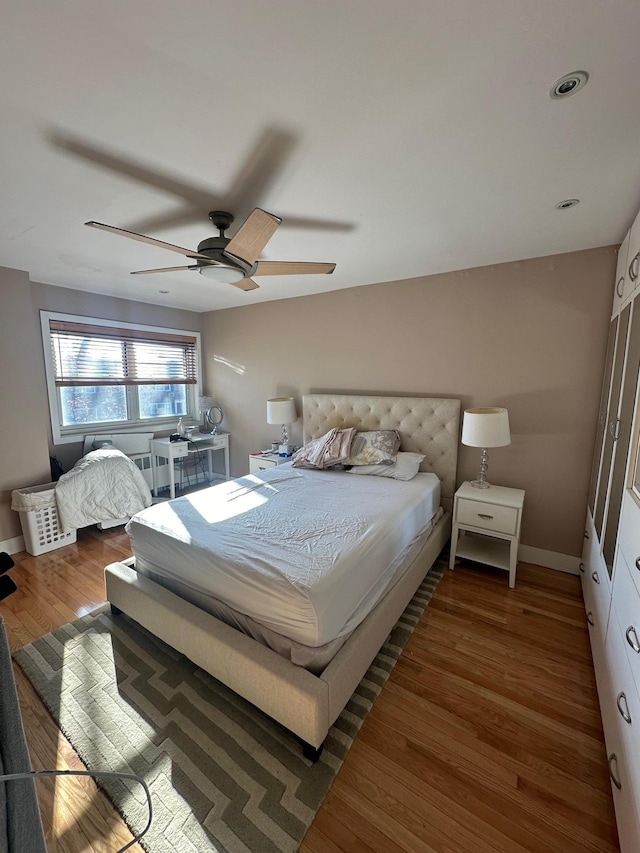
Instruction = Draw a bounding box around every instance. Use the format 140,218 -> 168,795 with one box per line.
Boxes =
125,464 -> 441,647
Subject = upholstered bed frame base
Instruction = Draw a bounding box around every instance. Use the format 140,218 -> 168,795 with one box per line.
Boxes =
103,394 -> 461,753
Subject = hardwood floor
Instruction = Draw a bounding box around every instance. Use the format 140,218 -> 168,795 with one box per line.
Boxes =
2,527 -> 618,852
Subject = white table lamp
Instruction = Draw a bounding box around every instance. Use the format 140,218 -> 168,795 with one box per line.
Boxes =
267,397 -> 297,452
197,395 -> 214,432
461,407 -> 511,489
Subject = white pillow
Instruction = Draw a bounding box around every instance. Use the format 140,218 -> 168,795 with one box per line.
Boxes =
347,452 -> 426,481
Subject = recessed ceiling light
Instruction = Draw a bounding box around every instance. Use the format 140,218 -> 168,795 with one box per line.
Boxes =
555,199 -> 580,210
550,71 -> 589,99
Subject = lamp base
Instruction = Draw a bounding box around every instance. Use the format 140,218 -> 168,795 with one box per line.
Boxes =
470,478 -> 491,489
470,447 -> 491,489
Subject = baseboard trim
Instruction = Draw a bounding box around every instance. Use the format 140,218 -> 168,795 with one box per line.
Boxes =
0,534 -> 25,556
518,544 -> 580,575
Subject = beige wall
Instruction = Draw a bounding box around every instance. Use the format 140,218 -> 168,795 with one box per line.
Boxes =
0,276 -> 201,543
0,246 -> 617,556
0,267 -> 51,541
201,246 -> 617,558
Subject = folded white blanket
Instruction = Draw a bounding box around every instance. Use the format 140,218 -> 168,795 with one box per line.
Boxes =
56,448 -> 152,533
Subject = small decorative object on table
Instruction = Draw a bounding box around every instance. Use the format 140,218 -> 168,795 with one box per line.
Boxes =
203,400 -> 224,434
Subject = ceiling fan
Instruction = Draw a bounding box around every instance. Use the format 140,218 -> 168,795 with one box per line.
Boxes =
85,209 -> 336,292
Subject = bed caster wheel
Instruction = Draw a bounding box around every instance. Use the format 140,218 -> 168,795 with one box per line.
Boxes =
301,740 -> 324,763
110,604 -> 122,616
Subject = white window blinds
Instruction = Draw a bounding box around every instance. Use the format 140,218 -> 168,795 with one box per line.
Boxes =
49,320 -> 197,386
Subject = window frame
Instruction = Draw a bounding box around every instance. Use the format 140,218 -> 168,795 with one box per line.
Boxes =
41,311 -> 203,445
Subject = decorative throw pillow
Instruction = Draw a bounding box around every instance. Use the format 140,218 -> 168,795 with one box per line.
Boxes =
342,430 -> 401,466
292,427 -> 357,469
347,451 -> 426,481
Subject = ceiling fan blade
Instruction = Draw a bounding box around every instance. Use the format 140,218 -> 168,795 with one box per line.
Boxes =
230,278 -> 260,292
223,208 -> 282,266
130,265 -> 200,275
85,221 -> 212,260
254,261 -> 336,276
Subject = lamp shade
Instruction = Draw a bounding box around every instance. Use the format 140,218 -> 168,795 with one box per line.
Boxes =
461,407 -> 511,448
267,397 -> 297,425
197,395 -> 214,412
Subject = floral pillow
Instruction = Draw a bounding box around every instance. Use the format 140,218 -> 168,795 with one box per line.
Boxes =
342,430 -> 401,466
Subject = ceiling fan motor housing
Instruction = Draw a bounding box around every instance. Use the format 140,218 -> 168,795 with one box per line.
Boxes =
196,235 -> 254,276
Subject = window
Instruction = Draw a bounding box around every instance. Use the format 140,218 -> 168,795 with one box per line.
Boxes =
41,312 -> 201,443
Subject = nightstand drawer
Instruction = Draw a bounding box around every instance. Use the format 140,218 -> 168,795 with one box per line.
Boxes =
249,456 -> 278,473
456,498 -> 518,535
168,441 -> 189,458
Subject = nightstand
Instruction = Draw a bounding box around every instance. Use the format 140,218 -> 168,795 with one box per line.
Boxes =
248,452 -> 290,473
449,481 -> 525,588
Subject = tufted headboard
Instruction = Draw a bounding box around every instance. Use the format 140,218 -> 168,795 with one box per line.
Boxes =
302,394 -> 461,512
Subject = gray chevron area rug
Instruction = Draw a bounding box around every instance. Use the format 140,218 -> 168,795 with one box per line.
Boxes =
14,560 -> 444,853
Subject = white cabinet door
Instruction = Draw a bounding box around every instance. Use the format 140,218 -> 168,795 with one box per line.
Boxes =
627,210 -> 640,301
613,231 -> 632,317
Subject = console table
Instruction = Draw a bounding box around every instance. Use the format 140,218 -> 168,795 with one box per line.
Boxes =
150,433 -> 230,499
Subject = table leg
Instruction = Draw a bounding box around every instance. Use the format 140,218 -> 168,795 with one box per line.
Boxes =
224,446 -> 230,480
169,456 -> 176,500
509,539 -> 518,588
151,453 -> 158,498
449,525 -> 459,571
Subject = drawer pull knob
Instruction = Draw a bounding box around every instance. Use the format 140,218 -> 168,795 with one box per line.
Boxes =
579,562 -> 585,574
635,557 -> 640,572
617,276 -> 625,296
616,692 -> 632,725
477,513 -> 494,520
592,571 -> 600,585
608,754 -> 622,790
626,626 -> 640,654
584,531 -> 590,540
586,611 -> 595,626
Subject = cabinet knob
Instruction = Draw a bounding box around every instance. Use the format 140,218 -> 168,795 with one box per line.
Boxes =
626,626 -> 640,654
584,531 -> 590,540
477,513 -> 494,520
616,691 -> 632,725
608,753 -> 622,790
616,276 -> 625,297
592,571 -> 600,585
586,611 -> 595,626
579,562 -> 585,574
635,557 -> 640,572
629,251 -> 640,282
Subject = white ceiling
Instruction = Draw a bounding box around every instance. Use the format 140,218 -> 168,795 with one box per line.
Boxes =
2,0 -> 640,313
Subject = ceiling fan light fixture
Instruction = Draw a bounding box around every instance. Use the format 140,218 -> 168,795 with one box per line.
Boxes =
198,265 -> 245,284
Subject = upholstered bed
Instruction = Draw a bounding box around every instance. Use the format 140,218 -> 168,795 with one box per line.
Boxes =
104,394 -> 461,757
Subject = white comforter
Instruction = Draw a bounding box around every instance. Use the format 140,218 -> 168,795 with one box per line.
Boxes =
126,465 -> 441,646
56,448 -> 152,533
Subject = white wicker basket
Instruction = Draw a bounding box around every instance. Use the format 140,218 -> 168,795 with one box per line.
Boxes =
12,483 -> 77,556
